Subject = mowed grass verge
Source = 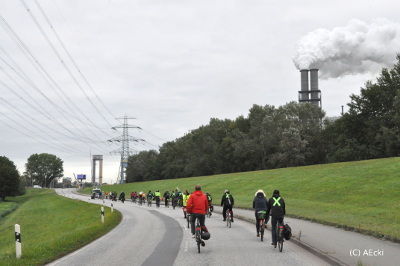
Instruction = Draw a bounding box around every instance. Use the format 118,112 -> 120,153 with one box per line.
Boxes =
0,189 -> 122,266
90,157 -> 400,241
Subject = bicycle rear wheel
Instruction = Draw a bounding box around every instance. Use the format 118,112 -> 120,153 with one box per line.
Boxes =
195,221 -> 201,253
227,213 -> 231,228
260,221 -> 264,241
278,227 -> 284,252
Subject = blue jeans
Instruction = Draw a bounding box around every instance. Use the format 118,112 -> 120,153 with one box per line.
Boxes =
271,216 -> 284,243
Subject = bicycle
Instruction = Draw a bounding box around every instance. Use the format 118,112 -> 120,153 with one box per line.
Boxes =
257,211 -> 267,241
172,198 -> 177,209
155,197 -> 160,208
194,218 -> 205,253
186,212 -> 191,229
165,198 -> 169,208
226,210 -> 232,228
275,221 -> 285,252
147,197 -> 152,207
207,205 -> 212,218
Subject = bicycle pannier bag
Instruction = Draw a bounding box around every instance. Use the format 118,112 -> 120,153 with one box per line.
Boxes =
201,231 -> 211,240
284,224 -> 292,240
257,211 -> 266,220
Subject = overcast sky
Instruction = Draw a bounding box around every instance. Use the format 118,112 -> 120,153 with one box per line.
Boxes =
1,0 -> 400,184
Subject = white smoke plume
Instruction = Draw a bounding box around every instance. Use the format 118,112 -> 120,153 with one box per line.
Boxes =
293,19 -> 400,79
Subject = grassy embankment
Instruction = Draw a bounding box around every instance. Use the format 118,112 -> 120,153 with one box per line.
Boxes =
86,157 -> 400,242
0,189 -> 122,266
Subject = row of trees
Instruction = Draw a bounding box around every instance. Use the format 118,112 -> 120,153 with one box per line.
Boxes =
126,54 -> 400,182
126,102 -> 325,182
0,153 -> 63,201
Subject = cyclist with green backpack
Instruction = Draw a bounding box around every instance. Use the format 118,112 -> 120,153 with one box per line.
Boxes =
253,189 -> 268,237
266,190 -> 286,246
221,190 -> 234,222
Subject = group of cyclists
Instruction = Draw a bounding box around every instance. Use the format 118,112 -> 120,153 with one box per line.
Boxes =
109,185 -> 285,247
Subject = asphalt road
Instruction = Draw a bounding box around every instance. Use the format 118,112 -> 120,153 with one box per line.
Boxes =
49,189 -> 331,266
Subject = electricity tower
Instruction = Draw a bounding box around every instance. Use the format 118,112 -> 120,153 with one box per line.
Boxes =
108,116 -> 143,184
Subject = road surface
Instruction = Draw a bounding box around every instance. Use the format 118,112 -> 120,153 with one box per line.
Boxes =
49,189 -> 332,266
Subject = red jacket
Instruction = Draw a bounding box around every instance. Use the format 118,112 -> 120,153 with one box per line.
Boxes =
186,190 -> 208,214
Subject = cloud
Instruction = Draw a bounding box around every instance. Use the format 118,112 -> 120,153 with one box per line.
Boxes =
293,18 -> 400,78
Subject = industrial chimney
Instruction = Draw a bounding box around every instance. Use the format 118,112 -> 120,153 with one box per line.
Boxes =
298,69 -> 321,108
300,69 -> 309,101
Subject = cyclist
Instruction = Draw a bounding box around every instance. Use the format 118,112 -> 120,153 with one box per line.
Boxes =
266,190 -> 286,246
163,190 -> 170,207
171,190 -> 177,208
221,190 -> 234,222
182,190 -> 190,218
206,192 -> 213,216
186,184 -> 209,239
253,189 -> 268,237
154,190 -> 161,207
138,191 -> 144,204
176,189 -> 183,207
131,191 -> 136,202
147,190 -> 153,204
119,191 -> 125,203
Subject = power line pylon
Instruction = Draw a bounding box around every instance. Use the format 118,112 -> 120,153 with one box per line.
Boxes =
108,115 -> 143,184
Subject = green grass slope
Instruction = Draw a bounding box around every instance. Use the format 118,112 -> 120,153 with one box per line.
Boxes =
0,189 -> 122,266
90,157 -> 400,241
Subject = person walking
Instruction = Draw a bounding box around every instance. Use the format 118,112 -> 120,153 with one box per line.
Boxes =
186,184 -> 209,239
253,189 -> 268,237
266,190 -> 286,246
221,190 -> 234,222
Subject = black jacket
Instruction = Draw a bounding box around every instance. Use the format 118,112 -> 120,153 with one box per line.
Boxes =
221,193 -> 234,206
253,192 -> 268,211
266,193 -> 285,217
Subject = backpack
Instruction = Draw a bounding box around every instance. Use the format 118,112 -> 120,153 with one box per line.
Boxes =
284,224 -> 292,240
225,194 -> 232,205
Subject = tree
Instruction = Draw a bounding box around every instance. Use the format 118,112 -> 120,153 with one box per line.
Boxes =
0,156 -> 20,201
325,54 -> 400,161
25,153 -> 63,188
126,150 -> 159,182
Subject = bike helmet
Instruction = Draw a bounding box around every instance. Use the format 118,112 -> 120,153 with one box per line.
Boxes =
224,190 -> 229,193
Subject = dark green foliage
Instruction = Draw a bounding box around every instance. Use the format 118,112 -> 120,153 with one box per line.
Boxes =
126,102 -> 326,181
324,54 -> 400,162
24,153 -> 64,188
125,54 -> 400,181
0,156 -> 20,201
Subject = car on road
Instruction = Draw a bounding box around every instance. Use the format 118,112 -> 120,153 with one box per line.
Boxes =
91,188 -> 102,199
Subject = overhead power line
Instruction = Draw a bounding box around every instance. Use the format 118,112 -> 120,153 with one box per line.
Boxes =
19,0 -> 115,133
34,0 -> 117,123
